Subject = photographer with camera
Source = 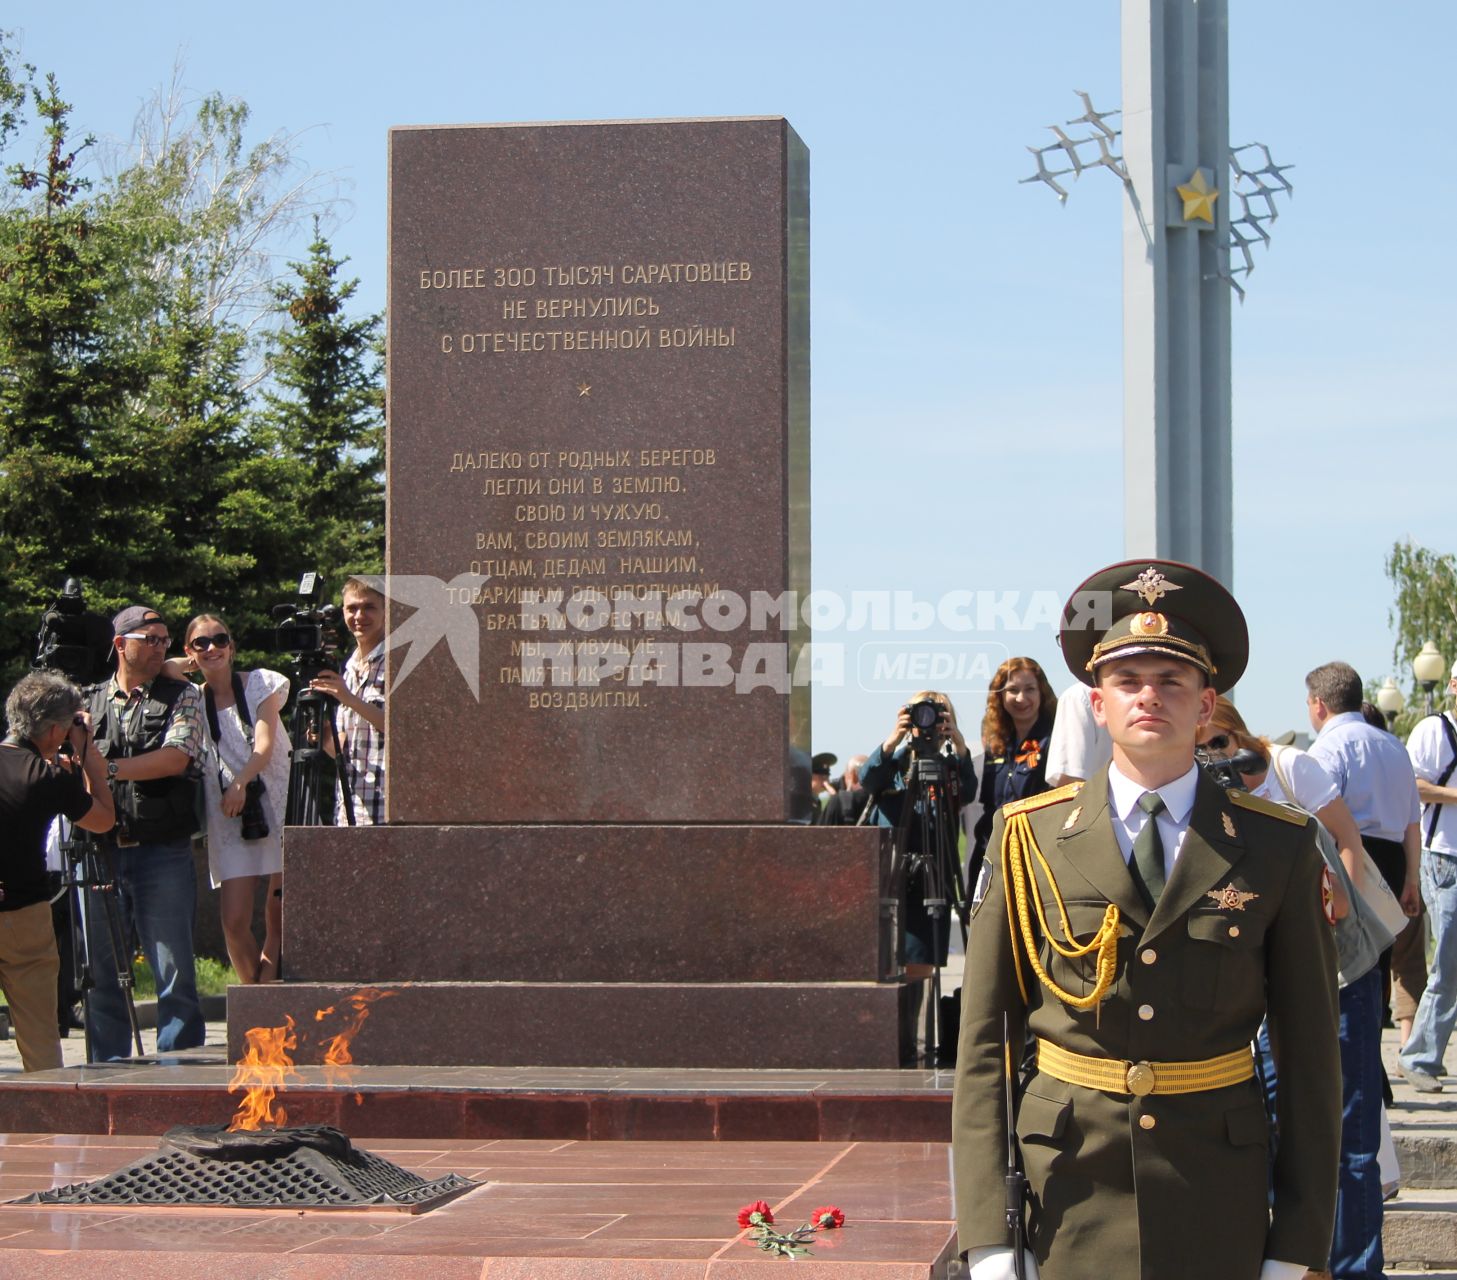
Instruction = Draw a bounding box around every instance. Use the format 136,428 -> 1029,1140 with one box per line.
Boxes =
0,673 -> 114,1069
862,690 -> 976,1062
176,613 -> 290,984
309,576 -> 386,825
83,606 -> 208,1062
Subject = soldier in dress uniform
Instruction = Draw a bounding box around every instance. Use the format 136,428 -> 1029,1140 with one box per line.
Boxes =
952,560 -> 1341,1280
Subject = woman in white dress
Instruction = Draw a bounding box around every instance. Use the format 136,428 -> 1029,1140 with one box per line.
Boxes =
183,614 -> 291,983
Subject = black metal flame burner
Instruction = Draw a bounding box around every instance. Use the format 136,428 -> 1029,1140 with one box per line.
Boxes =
14,1125 -> 477,1212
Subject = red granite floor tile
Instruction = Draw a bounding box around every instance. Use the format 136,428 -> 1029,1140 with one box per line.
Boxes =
0,1136 -> 955,1272
16,1251 -> 491,1278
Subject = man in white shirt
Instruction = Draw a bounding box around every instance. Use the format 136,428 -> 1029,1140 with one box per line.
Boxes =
952,559 -> 1340,1280
1398,661 -> 1457,1091
1044,682 -> 1112,787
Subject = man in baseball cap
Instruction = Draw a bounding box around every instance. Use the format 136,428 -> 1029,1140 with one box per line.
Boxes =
81,605 -> 207,1061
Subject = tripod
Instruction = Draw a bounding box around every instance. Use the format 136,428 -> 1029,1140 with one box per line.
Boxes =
889,745 -> 968,1065
55,820 -> 145,1061
285,687 -> 355,827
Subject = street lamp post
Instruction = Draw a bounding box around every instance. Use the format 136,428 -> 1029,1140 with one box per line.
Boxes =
1376,677 -> 1406,734
1413,641 -> 1447,718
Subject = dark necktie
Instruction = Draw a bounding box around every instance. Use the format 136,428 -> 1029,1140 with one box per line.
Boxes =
1130,791 -> 1167,911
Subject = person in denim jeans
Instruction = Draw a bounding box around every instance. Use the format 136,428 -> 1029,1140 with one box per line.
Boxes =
1308,660 -> 1424,1280
83,606 -> 207,1063
1398,665 -> 1457,1093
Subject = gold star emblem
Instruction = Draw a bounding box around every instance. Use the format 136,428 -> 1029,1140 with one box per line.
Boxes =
1121,567 -> 1182,607
1176,169 -> 1219,224
1206,884 -> 1258,912
576,382 -> 591,397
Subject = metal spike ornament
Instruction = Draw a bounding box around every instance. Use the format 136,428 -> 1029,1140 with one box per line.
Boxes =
1022,93 -> 1294,298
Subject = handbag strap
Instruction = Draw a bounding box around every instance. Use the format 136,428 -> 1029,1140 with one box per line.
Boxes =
204,671 -> 255,750
1268,745 -> 1298,808
1425,712 -> 1457,846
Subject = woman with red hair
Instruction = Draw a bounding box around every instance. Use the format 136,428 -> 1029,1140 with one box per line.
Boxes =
969,657 -> 1057,883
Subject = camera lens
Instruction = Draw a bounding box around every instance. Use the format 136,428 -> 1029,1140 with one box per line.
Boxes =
908,699 -> 941,731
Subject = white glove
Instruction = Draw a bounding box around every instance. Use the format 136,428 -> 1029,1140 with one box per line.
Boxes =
963,1246 -> 1041,1279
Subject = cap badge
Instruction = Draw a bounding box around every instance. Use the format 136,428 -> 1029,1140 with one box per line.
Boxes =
1206,884 -> 1258,911
1121,567 -> 1183,607
1129,611 -> 1169,637
1221,811 -> 1237,838
1062,806 -> 1082,831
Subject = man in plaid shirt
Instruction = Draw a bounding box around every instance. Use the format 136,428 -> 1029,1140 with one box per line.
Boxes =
311,577 -> 386,825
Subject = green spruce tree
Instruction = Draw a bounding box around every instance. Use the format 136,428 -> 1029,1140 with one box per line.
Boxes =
0,75 -> 139,679
258,223 -> 384,584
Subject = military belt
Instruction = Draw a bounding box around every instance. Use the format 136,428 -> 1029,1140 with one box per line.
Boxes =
1034,1038 -> 1254,1097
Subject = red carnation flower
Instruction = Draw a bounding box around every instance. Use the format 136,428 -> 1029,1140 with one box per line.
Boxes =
737,1199 -> 774,1228
811,1205 -> 845,1229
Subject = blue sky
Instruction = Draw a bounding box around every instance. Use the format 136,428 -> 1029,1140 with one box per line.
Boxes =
11,1 -> 1453,761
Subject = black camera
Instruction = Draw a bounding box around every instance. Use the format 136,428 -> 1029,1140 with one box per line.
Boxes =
906,697 -> 949,761
907,699 -> 944,732
1196,745 -> 1266,791
240,778 -> 270,842
273,571 -> 344,686
218,768 -> 270,841
33,578 -> 113,684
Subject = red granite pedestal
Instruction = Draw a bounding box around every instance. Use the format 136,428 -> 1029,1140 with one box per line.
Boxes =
230,823 -> 905,1069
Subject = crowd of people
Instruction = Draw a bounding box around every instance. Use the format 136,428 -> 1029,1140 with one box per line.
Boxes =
0,575 -> 388,1070
7,550 -> 1457,1278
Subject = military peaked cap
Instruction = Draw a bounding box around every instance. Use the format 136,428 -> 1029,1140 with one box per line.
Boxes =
1059,559 -> 1248,694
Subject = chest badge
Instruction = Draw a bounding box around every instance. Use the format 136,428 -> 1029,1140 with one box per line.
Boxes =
1062,806 -> 1082,831
1220,811 -> 1237,838
1207,884 -> 1258,912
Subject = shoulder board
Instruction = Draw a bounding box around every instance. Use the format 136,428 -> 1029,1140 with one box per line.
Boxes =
1002,781 -> 1083,818
1228,789 -> 1310,826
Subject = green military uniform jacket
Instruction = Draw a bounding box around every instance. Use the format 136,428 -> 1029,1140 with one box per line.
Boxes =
952,767 -> 1341,1279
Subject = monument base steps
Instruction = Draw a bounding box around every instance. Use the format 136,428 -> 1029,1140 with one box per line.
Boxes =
228,980 -> 904,1070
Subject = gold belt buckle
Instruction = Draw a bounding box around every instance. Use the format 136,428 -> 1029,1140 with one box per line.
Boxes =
1126,1061 -> 1156,1096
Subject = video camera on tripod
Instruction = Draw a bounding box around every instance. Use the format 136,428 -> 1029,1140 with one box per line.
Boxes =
273,571 -> 343,686
32,578 -> 113,685
272,572 -> 353,826
31,577 -> 146,1060
871,692 -> 970,1065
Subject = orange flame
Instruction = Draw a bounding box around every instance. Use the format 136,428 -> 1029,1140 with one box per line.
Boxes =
227,1016 -> 299,1131
318,989 -> 396,1090
225,989 -> 396,1130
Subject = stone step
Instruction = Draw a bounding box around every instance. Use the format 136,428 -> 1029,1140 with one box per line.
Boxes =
1386,1188 -> 1457,1268
1398,1130 -> 1457,1188
229,979 -> 906,1069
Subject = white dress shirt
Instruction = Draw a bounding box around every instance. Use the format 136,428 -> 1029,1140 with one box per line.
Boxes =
1105,759 -> 1200,877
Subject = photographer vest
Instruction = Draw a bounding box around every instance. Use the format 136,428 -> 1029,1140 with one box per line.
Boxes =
88,674 -> 200,844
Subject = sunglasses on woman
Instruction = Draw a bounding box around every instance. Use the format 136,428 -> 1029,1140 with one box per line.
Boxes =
188,633 -> 232,652
1203,734 -> 1231,751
